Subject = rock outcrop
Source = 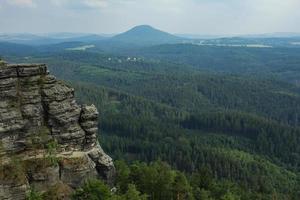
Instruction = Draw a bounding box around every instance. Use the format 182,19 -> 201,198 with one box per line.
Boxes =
0,61 -> 115,200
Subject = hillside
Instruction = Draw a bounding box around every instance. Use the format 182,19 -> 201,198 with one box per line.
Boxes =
1,40 -> 300,199
110,25 -> 184,45
0,33 -> 107,46
72,82 -> 300,199
133,44 -> 300,85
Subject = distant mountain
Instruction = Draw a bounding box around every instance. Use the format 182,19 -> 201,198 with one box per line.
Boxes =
0,33 -> 53,45
3,30 -> 300,47
110,25 -> 185,45
176,32 -> 300,39
43,32 -> 115,39
41,32 -> 93,39
0,42 -> 36,55
43,33 -> 109,42
65,34 -> 106,43
175,34 -> 227,39
240,32 -> 300,38
0,33 -> 108,46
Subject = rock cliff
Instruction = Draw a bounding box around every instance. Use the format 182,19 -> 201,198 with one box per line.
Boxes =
0,61 -> 115,199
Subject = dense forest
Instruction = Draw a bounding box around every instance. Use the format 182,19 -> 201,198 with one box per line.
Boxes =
2,42 -> 300,199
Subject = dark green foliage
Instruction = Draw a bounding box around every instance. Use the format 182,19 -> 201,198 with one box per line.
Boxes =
73,161 -> 287,200
114,161 -> 194,200
172,172 -> 194,200
137,44 -> 300,85
45,139 -> 59,165
26,51 -> 300,127
72,179 -> 112,200
3,44 -> 300,200
182,111 -> 300,169
26,188 -> 43,200
118,184 -> 148,200
112,160 -> 288,200
69,83 -> 300,199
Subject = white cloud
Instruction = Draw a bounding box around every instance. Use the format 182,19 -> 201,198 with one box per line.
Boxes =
5,0 -> 36,7
1,0 -> 300,34
50,0 -> 108,9
84,0 -> 108,8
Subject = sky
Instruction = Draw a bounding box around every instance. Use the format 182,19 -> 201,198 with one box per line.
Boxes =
0,0 -> 300,35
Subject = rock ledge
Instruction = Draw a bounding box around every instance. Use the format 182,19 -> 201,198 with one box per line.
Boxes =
0,62 -> 115,200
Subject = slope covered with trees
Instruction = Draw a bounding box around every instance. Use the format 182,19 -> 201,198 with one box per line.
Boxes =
1,44 -> 300,199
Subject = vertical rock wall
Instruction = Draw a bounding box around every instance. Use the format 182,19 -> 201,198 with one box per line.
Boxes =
0,62 -> 115,200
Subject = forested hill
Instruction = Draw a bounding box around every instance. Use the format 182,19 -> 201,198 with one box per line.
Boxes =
130,44 -> 300,85
1,43 -> 300,199
110,25 -> 184,45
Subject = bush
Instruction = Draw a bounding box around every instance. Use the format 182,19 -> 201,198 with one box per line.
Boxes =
26,188 -> 43,200
72,179 -> 111,200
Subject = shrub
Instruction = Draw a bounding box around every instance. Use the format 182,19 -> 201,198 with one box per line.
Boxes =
72,179 -> 112,200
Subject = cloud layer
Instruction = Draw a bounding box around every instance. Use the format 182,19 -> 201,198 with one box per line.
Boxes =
50,0 -> 108,9
0,0 -> 299,34
4,0 -> 36,7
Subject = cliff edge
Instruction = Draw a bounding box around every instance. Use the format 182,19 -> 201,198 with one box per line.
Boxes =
0,61 -> 115,199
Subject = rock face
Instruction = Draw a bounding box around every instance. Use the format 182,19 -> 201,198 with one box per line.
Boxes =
0,62 -> 115,200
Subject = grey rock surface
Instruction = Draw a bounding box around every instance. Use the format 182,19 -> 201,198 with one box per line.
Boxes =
0,62 -> 115,200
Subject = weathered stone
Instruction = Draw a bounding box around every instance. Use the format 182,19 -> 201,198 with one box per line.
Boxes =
88,145 -> 116,186
21,104 -> 44,123
0,62 -> 115,199
14,64 -> 47,77
27,163 -> 60,192
0,65 -> 17,79
0,183 -> 28,200
0,78 -> 18,100
60,154 -> 98,188
80,105 -> 98,120
42,82 -> 74,103
80,104 -> 99,148
1,134 -> 27,153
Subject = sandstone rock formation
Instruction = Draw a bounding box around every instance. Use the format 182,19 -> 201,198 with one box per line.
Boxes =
0,61 -> 115,199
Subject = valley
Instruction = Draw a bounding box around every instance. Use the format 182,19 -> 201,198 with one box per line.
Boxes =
1,25 -> 300,199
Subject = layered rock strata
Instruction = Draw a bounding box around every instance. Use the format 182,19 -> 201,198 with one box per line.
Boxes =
0,62 -> 115,200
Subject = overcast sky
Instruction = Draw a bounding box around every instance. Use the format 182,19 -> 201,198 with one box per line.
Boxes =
0,0 -> 299,35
